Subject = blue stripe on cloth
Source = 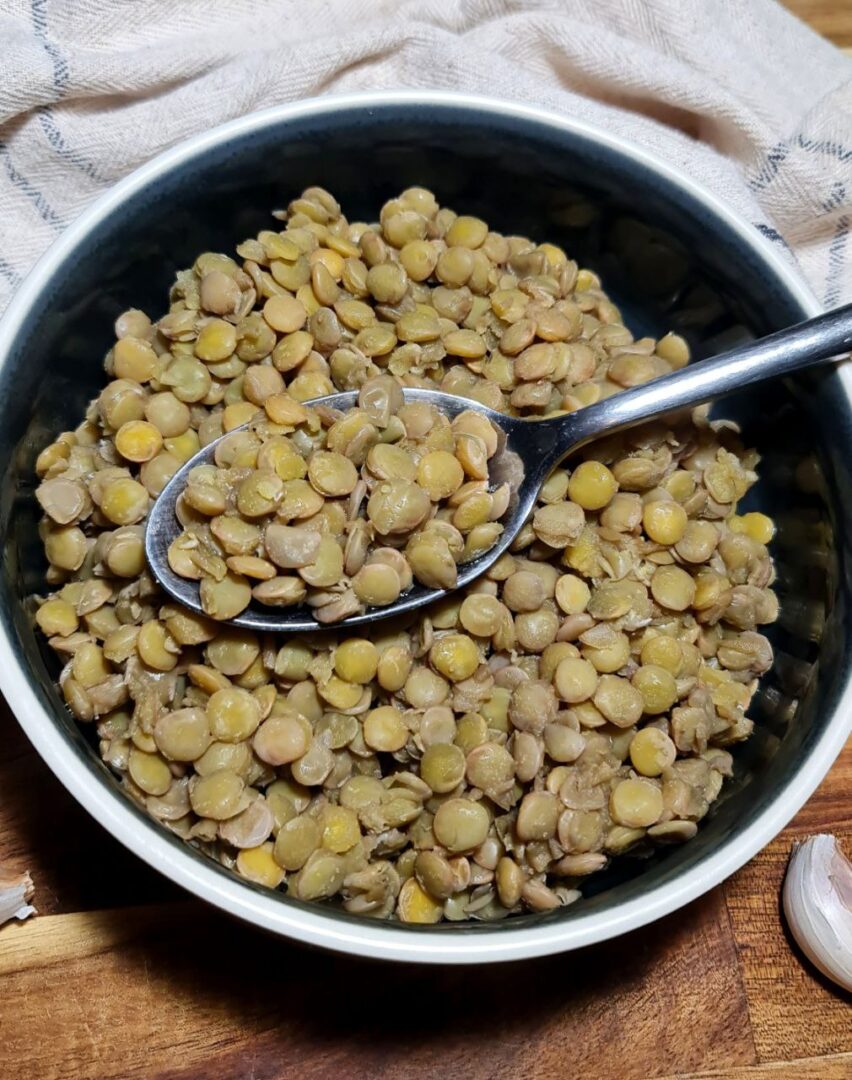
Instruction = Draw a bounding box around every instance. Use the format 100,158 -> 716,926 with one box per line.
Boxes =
0,256 -> 23,288
822,181 -> 847,214
824,215 -> 849,308
37,108 -> 110,184
30,1 -> 108,185
798,134 -> 852,166
754,222 -> 792,251
0,142 -> 64,229
31,0 -> 69,95
750,135 -> 852,194
749,141 -> 791,193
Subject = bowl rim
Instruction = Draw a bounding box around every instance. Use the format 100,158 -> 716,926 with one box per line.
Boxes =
1,89 -> 848,965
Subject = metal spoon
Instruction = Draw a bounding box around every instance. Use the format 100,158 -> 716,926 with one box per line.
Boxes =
146,304 -> 852,632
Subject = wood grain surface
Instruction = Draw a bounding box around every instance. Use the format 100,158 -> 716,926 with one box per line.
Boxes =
786,0 -> 852,46
2,4 -> 851,1079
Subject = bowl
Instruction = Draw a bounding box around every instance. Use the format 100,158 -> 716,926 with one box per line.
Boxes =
1,91 -> 849,965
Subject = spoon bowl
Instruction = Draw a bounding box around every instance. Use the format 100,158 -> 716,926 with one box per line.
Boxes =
145,388 -> 535,632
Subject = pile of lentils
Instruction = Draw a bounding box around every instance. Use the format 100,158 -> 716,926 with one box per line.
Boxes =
33,185 -> 778,923
167,387 -> 507,622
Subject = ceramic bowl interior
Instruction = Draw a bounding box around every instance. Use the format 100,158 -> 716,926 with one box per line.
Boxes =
0,95 -> 848,961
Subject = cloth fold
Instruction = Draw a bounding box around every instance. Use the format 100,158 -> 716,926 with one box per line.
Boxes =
1,0 -> 850,313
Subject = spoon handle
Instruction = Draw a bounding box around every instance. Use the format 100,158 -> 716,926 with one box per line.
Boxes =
542,302 -> 852,466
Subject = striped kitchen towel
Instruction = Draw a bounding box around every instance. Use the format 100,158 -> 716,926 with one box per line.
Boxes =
0,0 -> 850,313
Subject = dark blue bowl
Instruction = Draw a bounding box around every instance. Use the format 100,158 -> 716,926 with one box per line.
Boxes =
0,93 -> 847,963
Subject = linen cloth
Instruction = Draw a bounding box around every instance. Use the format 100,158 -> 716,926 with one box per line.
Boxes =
0,0 -> 850,315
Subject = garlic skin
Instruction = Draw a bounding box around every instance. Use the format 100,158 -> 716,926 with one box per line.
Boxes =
0,869 -> 36,927
783,834 -> 852,992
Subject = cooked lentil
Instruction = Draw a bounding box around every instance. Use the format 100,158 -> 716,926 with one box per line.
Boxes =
34,185 -> 777,924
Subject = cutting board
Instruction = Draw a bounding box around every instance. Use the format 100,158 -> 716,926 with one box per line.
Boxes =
0,702 -> 849,1080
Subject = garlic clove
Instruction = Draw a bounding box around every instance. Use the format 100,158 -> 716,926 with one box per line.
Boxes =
0,868 -> 36,928
782,834 -> 852,992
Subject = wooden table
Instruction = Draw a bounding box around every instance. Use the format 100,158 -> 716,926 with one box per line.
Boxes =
2,4 -> 851,1078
